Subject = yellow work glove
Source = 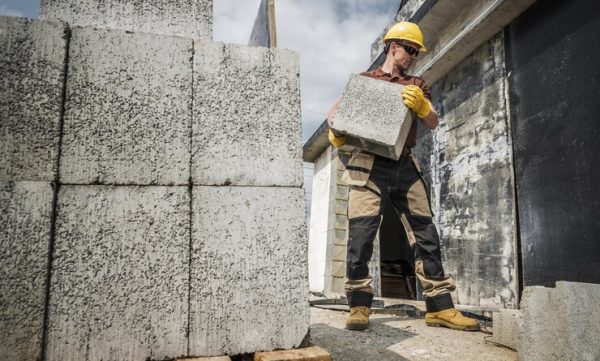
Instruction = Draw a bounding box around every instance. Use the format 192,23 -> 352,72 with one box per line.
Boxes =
401,84 -> 432,118
328,128 -> 346,148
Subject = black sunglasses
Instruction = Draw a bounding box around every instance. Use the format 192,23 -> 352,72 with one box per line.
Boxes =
396,42 -> 419,57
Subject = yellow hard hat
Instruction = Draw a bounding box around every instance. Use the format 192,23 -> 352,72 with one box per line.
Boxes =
383,22 -> 427,52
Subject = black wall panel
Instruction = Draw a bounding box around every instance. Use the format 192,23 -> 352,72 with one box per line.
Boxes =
506,0 -> 600,286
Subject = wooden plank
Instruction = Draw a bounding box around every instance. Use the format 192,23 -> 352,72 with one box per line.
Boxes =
254,346 -> 332,361
177,357 -> 232,361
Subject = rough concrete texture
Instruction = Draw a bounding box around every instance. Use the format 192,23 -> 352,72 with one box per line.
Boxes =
60,27 -> 192,185
309,307 -> 515,361
428,33 -> 518,309
47,185 -> 190,361
192,41 -> 303,187
0,17 -> 66,181
491,309 -> 522,351
332,74 -> 413,160
40,0 -> 212,39
0,181 -> 53,361
190,186 -> 308,356
519,282 -> 600,361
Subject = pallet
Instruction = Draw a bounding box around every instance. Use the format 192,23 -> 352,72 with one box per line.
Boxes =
254,346 -> 332,361
177,346 -> 332,361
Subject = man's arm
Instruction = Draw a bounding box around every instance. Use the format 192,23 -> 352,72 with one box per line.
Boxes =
420,100 -> 438,129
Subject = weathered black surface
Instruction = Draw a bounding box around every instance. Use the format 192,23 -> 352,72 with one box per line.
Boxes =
506,0 -> 600,287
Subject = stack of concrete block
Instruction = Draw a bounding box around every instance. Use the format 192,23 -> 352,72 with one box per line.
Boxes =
1,0 -> 308,359
0,16 -> 67,361
332,74 -> 414,160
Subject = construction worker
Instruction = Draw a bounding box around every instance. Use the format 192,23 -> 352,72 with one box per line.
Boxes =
327,22 -> 479,332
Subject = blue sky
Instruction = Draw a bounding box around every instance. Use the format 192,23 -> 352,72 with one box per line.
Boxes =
0,0 -> 399,142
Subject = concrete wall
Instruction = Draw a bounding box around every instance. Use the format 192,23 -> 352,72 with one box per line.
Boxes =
1,0 -> 309,358
426,33 -> 518,308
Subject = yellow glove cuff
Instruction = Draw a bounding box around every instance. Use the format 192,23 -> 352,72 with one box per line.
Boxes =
328,128 -> 346,148
416,99 -> 432,118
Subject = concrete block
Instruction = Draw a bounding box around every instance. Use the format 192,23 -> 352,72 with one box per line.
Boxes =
519,282 -> 600,361
189,186 -> 308,356
491,309 -> 522,351
40,0 -> 212,39
192,41 -> 302,187
46,185 -> 190,361
0,181 -> 53,361
60,27 -> 192,185
332,74 -> 413,160
0,17 -> 67,181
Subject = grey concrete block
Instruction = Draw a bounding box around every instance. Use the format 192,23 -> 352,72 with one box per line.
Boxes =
0,181 -> 53,361
40,0 -> 212,39
60,27 -> 192,185
189,186 -> 309,356
47,185 -> 190,361
332,74 -> 413,160
192,41 -> 303,187
0,17 -> 67,181
491,309 -> 522,351
519,282 -> 600,361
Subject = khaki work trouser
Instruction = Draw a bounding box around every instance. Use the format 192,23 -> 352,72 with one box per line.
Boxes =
342,151 -> 456,312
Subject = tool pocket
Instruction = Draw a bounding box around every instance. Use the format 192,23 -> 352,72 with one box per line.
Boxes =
341,152 -> 375,186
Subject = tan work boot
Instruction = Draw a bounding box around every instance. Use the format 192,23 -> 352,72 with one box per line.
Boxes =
346,306 -> 370,330
425,308 -> 480,331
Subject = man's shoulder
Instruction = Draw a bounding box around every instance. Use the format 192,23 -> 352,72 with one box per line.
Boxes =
359,69 -> 378,78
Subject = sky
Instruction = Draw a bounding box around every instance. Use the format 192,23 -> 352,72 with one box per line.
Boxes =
0,0 -> 399,143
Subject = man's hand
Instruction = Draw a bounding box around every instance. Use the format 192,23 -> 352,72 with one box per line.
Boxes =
401,85 -> 431,119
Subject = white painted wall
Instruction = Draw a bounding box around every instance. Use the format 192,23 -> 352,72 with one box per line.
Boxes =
308,147 -> 332,292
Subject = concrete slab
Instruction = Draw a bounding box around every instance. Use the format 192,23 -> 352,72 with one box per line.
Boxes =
0,17 -> 67,181
46,185 -> 190,361
192,41 -> 302,187
491,309 -> 522,351
519,282 -> 600,361
60,27 -> 192,185
331,74 -> 413,160
0,181 -> 53,361
189,186 -> 308,356
40,0 -> 212,39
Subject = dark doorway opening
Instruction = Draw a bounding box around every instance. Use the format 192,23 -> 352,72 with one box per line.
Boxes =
379,198 -> 417,299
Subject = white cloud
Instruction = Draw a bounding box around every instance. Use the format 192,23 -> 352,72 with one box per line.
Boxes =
213,0 -> 397,142
0,5 -> 25,17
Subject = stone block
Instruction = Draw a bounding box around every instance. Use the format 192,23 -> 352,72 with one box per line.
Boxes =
0,181 -> 53,361
40,0 -> 212,39
0,17 -> 67,181
189,186 -> 308,356
491,309 -> 522,351
60,27 -> 192,185
192,41 -> 302,187
519,282 -> 600,361
46,185 -> 190,361
332,74 -> 413,160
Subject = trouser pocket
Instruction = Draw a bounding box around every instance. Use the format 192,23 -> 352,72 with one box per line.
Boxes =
341,151 -> 375,186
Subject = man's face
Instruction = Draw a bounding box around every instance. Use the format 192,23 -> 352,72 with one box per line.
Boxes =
390,41 -> 420,71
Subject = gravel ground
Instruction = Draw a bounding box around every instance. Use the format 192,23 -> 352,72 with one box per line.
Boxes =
307,307 -> 516,361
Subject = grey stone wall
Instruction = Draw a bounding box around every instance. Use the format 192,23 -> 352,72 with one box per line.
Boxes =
40,0 -> 212,39
428,33 -> 518,308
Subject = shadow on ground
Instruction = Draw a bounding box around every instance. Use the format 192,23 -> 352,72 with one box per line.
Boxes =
307,316 -> 416,361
